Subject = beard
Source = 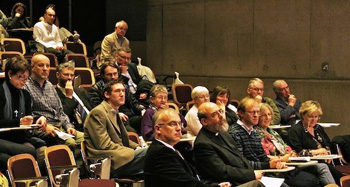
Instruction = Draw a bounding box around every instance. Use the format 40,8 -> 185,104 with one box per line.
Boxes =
208,120 -> 229,133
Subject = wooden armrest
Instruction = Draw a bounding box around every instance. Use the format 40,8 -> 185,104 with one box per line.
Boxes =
50,165 -> 79,172
14,177 -> 47,184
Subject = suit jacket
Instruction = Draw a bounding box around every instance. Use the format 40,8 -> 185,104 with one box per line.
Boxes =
121,63 -> 142,86
274,97 -> 301,125
101,32 -> 130,60
56,87 -> 93,127
144,139 -> 209,187
193,128 -> 256,186
84,101 -> 138,170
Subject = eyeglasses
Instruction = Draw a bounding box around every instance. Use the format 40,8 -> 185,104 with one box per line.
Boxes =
245,110 -> 260,115
197,95 -> 209,99
118,55 -> 131,61
155,96 -> 168,100
16,74 -> 29,81
158,121 -> 183,128
251,88 -> 264,92
210,109 -> 224,118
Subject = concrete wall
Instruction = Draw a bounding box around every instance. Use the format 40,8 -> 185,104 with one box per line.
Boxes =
146,0 -> 350,138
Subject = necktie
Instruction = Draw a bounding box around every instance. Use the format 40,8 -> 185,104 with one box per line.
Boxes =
73,92 -> 89,122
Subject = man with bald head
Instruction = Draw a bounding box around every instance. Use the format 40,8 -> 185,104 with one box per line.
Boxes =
101,20 -> 130,60
273,80 -> 301,125
24,54 -> 83,151
193,102 -> 263,187
246,78 -> 280,125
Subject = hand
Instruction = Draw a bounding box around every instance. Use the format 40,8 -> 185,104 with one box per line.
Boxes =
56,46 -> 64,50
288,94 -> 297,106
269,158 -> 286,169
218,182 -> 231,187
139,93 -> 147,100
255,95 -> 262,103
280,154 -> 291,162
15,13 -> 21,17
20,116 -> 34,125
216,100 -> 226,112
119,113 -> 129,122
254,170 -> 263,180
67,128 -> 77,136
65,80 -> 73,98
45,124 -> 59,137
36,116 -> 47,131
119,65 -> 128,74
310,148 -> 329,156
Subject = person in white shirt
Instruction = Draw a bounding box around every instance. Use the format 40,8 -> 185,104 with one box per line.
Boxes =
33,6 -> 73,62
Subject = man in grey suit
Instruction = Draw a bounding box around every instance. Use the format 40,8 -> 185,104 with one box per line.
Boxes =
84,79 -> 147,178
101,20 -> 130,60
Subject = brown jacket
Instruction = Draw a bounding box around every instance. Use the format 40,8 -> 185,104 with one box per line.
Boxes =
84,101 -> 138,170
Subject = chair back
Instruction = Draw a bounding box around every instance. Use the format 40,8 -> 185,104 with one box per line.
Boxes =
0,51 -> 23,71
48,67 -> 58,86
166,102 -> 179,113
186,101 -> 195,112
230,99 -> 240,108
66,54 -> 89,68
341,175 -> 350,187
65,41 -> 87,56
128,132 -> 141,146
44,145 -> 75,187
1,38 -> 26,55
7,154 -> 42,187
34,52 -> 58,68
172,84 -> 193,108
74,68 -> 95,89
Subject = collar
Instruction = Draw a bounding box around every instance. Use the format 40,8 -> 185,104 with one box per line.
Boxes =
155,139 -> 175,151
237,119 -> 255,135
29,77 -> 47,89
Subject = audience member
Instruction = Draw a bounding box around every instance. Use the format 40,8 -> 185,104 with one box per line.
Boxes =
144,108 -> 232,187
101,20 -> 130,60
24,54 -> 83,151
89,61 -> 145,132
257,103 -> 336,186
141,84 -> 186,141
33,6 -> 73,62
185,86 -> 210,136
0,56 -> 46,172
210,86 -> 238,126
273,80 -> 301,125
6,2 -> 31,29
116,48 -> 142,95
193,102 -> 264,186
55,61 -> 93,131
246,78 -> 280,125
229,98 -> 325,186
84,79 -> 147,178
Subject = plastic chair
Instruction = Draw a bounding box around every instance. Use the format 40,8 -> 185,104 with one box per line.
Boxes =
1,38 -> 26,55
65,42 -> 87,56
172,84 -> 193,109
48,67 -> 58,86
45,145 -> 117,187
0,51 -> 23,71
7,153 -> 48,187
166,102 -> 180,113
66,54 -> 90,68
230,99 -> 240,108
186,101 -> 195,112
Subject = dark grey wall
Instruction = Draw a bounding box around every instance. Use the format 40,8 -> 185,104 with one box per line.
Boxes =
146,0 -> 350,138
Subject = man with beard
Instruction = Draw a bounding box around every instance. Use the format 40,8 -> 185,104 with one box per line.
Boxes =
55,61 -> 93,131
193,102 -> 264,187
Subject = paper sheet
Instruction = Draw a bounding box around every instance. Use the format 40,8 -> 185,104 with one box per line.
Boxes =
54,130 -> 75,140
260,176 -> 285,187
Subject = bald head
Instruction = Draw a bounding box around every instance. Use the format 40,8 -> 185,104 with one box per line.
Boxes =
31,54 -> 50,83
153,108 -> 182,146
198,102 -> 228,133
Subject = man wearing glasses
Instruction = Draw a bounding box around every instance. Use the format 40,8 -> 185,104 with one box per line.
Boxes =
84,79 -> 147,178
144,108 -> 232,187
247,78 -> 280,125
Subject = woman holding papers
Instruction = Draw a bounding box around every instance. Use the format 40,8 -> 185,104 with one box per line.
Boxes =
0,56 -> 46,173
257,103 -> 341,185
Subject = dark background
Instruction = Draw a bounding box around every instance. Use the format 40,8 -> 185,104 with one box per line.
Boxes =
1,0 -> 147,56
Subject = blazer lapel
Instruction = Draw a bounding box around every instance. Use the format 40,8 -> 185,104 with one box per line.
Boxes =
102,102 -> 121,134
